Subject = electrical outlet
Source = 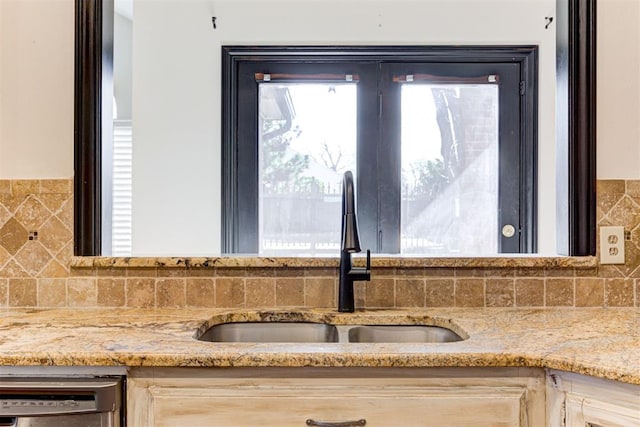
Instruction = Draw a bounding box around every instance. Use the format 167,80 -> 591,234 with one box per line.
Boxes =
600,226 -> 625,264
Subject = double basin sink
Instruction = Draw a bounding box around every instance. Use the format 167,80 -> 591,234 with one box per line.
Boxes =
197,321 -> 464,344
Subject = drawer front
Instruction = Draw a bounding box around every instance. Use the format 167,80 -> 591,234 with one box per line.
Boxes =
147,385 -> 527,427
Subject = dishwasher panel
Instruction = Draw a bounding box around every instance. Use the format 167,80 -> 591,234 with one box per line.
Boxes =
0,378 -> 122,427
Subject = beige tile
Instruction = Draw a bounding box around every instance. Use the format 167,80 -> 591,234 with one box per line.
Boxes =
625,179 -> 640,198
245,278 -> 275,307
614,240 -> 640,277
574,267 -> 599,277
39,179 -> 72,194
186,278 -> 215,307
273,267 -> 306,277
126,278 -> 155,308
454,278 -> 484,307
515,278 -> 544,306
364,278 -> 394,308
545,278 -> 574,307
248,268 -> 275,277
354,281 -> 365,309
160,269 -> 186,278
55,241 -> 74,269
597,264 -> 625,279
597,179 -> 625,213
97,278 -> 125,307
0,193 -> 26,214
303,267 -> 336,278
9,278 -> 37,306
57,198 -> 73,229
69,267 -> 96,277
126,267 -> 157,277
605,196 -> 640,230
275,278 -> 304,307
514,267 -> 546,278
215,267 -> 246,277
11,180 -> 39,195
0,259 -> 29,278
38,194 -> 69,216
371,267 -> 396,277
96,268 -> 126,277
38,278 -> 67,307
0,218 -> 28,255
215,277 -> 245,307
455,268 -> 485,278
545,268 -> 576,277
183,268 -> 215,277
484,268 -> 516,278
0,205 -> 11,229
0,181 -> 10,194
486,279 -> 515,307
14,242 -> 51,276
395,278 -> 425,308
423,268 -> 454,277
67,277 -> 97,307
605,278 -> 634,307
37,217 -> 72,255
0,245 -> 11,270
396,268 -> 425,277
425,279 -> 454,307
575,278 -> 604,307
13,195 -> 50,230
38,260 -> 69,278
0,279 -> 7,306
304,278 -> 335,308
156,278 -> 186,308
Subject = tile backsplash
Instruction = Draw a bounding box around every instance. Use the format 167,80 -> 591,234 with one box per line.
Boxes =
0,179 -> 637,308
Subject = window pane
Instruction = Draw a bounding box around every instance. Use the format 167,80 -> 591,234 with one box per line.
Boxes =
401,84 -> 499,255
258,83 -> 357,255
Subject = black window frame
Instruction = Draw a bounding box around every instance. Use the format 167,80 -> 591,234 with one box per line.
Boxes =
222,46 -> 537,254
73,0 -> 596,257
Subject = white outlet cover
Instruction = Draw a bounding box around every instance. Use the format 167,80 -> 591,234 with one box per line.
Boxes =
600,226 -> 625,264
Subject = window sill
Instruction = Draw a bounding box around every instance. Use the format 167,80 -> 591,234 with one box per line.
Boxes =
70,255 -> 598,270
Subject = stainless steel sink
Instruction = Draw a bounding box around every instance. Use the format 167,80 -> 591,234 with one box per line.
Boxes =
347,325 -> 463,343
197,322 -> 339,343
197,321 -> 464,344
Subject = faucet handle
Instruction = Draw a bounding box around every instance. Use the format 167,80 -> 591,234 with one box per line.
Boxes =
365,249 -> 371,271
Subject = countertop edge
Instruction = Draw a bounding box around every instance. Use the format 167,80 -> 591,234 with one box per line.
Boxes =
70,255 -> 599,269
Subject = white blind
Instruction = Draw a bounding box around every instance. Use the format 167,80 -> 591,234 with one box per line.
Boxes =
112,120 -> 133,256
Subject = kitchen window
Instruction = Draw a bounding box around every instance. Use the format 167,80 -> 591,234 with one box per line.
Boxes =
222,46 -> 537,255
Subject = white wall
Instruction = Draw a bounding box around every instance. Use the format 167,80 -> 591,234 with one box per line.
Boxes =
596,0 -> 640,179
0,0 -> 74,179
131,0 -> 556,255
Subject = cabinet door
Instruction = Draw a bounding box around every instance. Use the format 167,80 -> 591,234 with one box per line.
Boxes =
145,384 -> 528,427
566,395 -> 640,427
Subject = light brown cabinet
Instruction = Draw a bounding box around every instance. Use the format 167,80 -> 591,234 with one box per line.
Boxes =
547,370 -> 640,427
128,367 -> 546,427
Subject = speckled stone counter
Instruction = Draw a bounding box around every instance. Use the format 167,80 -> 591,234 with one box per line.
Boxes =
0,308 -> 637,384
70,255 -> 598,269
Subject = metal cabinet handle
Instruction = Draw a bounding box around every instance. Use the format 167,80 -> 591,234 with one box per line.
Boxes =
306,419 -> 366,427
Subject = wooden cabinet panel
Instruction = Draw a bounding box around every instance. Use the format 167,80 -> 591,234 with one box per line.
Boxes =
566,394 -> 640,427
129,367 -> 546,427
547,370 -> 640,427
148,385 -> 527,427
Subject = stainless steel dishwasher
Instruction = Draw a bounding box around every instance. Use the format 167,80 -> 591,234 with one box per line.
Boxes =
0,378 -> 122,426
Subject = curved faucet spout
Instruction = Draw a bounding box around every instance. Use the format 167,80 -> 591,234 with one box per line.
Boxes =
341,171 -> 361,253
339,171 -> 371,312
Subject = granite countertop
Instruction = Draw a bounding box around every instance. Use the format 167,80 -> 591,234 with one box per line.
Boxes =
0,308 -> 638,385
70,255 -> 598,269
